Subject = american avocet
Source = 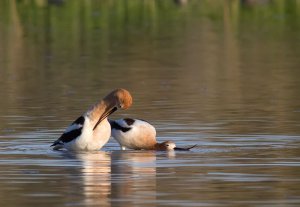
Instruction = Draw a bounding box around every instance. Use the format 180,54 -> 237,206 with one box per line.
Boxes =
109,118 -> 196,151
51,88 -> 133,151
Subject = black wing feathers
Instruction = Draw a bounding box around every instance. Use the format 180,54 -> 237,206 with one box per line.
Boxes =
124,118 -> 135,126
57,128 -> 82,143
51,116 -> 85,147
110,120 -> 131,132
72,116 -> 85,125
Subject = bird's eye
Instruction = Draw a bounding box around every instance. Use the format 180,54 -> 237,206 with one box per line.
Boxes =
166,144 -> 169,147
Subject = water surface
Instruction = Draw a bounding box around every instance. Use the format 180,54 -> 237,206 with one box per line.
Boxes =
0,0 -> 300,206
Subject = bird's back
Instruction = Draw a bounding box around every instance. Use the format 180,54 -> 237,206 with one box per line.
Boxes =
110,118 -> 157,150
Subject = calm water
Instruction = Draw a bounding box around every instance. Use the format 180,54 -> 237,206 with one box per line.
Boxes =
1,0 -> 300,206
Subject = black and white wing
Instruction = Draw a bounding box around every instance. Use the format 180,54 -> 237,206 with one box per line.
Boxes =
51,116 -> 85,147
109,118 -> 133,133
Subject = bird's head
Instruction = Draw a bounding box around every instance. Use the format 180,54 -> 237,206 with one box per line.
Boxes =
93,89 -> 133,130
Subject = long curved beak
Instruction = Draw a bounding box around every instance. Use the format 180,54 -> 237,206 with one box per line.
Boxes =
174,144 -> 197,151
93,106 -> 117,130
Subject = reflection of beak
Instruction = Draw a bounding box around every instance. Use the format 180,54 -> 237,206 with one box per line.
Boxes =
174,144 -> 197,151
93,106 -> 117,130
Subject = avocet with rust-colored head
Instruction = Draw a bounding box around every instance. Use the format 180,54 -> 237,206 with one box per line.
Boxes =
109,118 -> 196,151
51,88 -> 132,151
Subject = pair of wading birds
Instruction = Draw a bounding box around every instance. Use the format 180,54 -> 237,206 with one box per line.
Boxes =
51,88 -> 196,151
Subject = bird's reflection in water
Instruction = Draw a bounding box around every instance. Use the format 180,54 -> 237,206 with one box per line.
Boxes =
75,151 -> 111,206
73,150 -> 167,206
111,150 -> 157,206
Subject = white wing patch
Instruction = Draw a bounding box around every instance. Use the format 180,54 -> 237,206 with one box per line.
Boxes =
64,123 -> 83,133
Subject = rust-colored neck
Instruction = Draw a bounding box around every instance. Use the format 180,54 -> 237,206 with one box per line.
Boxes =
154,143 -> 165,151
87,100 -> 107,122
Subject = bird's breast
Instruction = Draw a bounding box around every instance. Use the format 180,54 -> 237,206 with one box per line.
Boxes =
90,119 -> 111,149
